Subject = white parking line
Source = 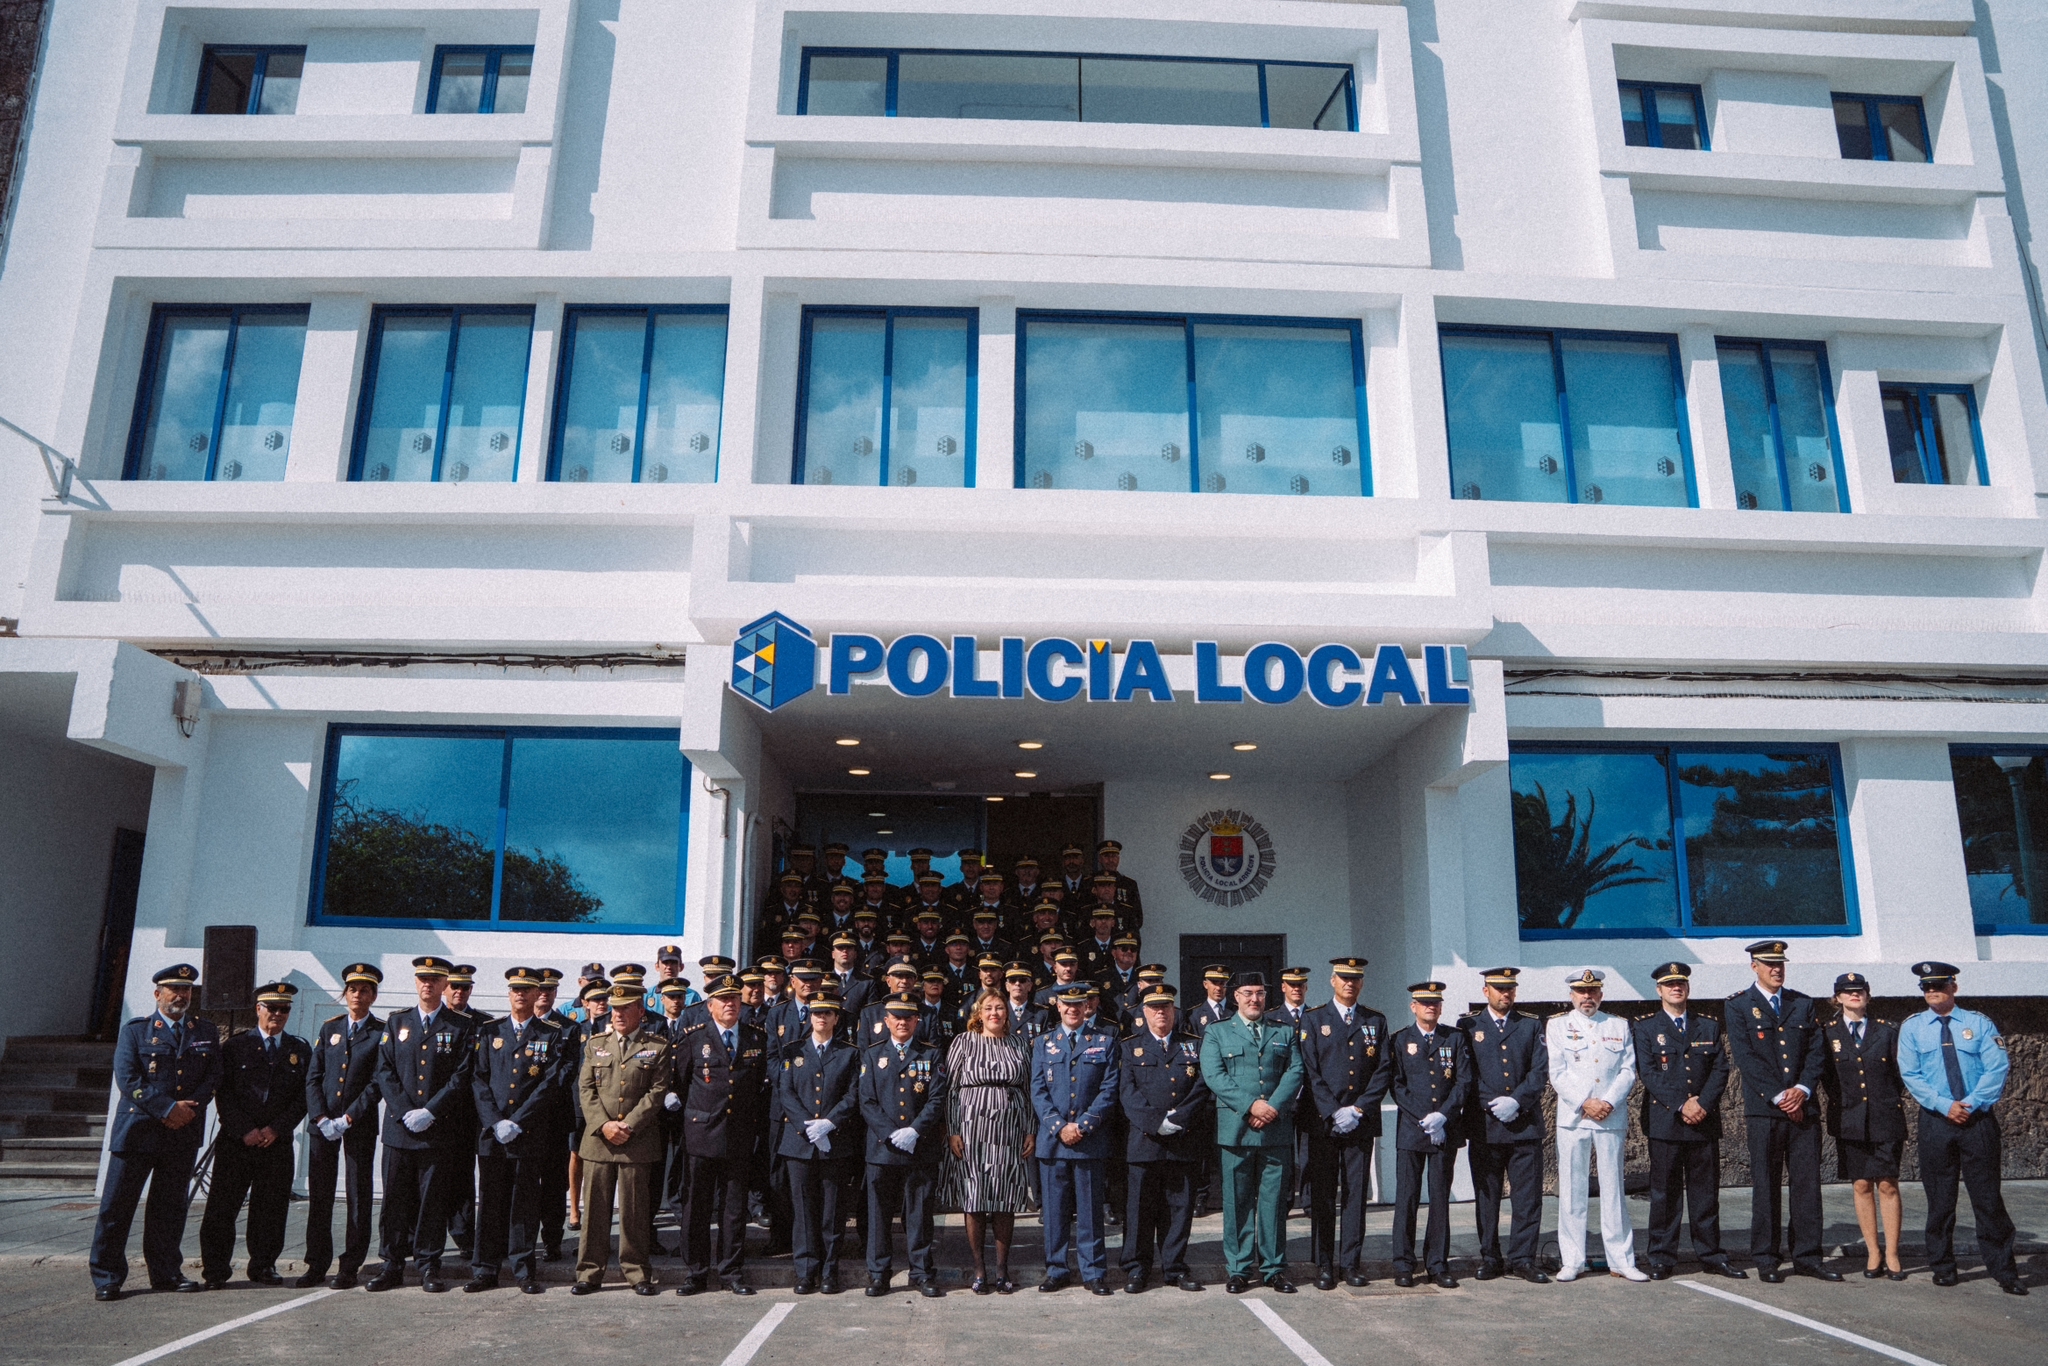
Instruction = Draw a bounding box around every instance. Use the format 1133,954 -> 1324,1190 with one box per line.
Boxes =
718,1302 -> 796,1366
1681,1281 -> 1944,1366
108,1287 -> 339,1366
1242,1299 -> 1336,1366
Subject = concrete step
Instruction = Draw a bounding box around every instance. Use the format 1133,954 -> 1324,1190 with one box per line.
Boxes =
2,1037 -> 116,1066
0,1064 -> 113,1092
3,1136 -> 102,1160
0,1111 -> 107,1140
0,1086 -> 109,1115
0,1160 -> 100,1182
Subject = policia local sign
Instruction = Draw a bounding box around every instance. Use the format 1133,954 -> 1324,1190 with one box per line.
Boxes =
730,612 -> 1474,714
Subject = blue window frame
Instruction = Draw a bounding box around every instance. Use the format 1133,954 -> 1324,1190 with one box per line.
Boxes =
427,46 -> 534,114
1016,311 -> 1368,496
1950,745 -> 2048,934
125,305 -> 309,482
797,48 -> 1356,132
1716,339 -> 1847,513
794,307 -> 977,488
1512,742 -> 1858,940
309,725 -> 689,931
550,307 -> 729,484
1833,93 -> 1930,163
1441,325 -> 1694,507
350,307 -> 533,483
1618,81 -> 1707,150
1882,383 -> 1985,486
193,46 -> 304,115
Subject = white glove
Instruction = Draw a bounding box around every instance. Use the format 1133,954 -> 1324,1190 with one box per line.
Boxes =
815,1133 -> 832,1154
1488,1095 -> 1520,1123
1331,1106 -> 1361,1135
1157,1117 -> 1183,1136
402,1107 -> 435,1133
493,1120 -> 522,1144
1420,1111 -> 1446,1145
889,1126 -> 919,1153
664,1092 -> 682,1111
804,1118 -> 836,1144
317,1117 -> 345,1141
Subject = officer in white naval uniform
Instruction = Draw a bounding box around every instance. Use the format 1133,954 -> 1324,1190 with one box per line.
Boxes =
1547,969 -> 1646,1282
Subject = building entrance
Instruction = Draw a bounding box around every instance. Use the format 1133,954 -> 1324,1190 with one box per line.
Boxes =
1178,933 -> 1286,1010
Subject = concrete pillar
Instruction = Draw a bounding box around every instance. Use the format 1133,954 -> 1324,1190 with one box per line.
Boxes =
976,295 -> 1017,489
1838,738 -> 1978,980
285,294 -> 370,481
518,294 -> 564,482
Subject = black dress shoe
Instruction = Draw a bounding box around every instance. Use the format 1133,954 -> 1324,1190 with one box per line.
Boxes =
1177,1274 -> 1204,1292
1863,1267 -> 1886,1279
569,1281 -> 597,1295
293,1271 -> 327,1289
154,1278 -> 206,1293
1394,1274 -> 1416,1289
1039,1276 -> 1069,1293
1315,1271 -> 1337,1291
1794,1266 -> 1844,1283
821,1273 -> 842,1295
1345,1271 -> 1371,1288
463,1275 -> 498,1293
1226,1275 -> 1250,1294
1704,1264 -> 1747,1281
519,1280 -> 545,1295
1932,1270 -> 1959,1287
1759,1268 -> 1787,1284
249,1268 -> 284,1287
1085,1280 -> 1111,1296
2001,1279 -> 2029,1296
1474,1263 -> 1503,1282
730,1283 -> 757,1297
1514,1265 -> 1551,1285
922,1281 -> 946,1298
635,1283 -> 662,1296
1647,1267 -> 1671,1281
794,1278 -> 819,1295
203,1278 -> 229,1291
865,1277 -> 889,1297
364,1268 -> 404,1292
420,1275 -> 447,1294
1123,1272 -> 1146,1294
675,1278 -> 707,1296
1433,1274 -> 1459,1289
95,1286 -> 121,1302
542,1246 -> 563,1263
1268,1274 -> 1297,1294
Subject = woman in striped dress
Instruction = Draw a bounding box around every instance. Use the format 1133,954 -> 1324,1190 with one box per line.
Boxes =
944,991 -> 1036,1293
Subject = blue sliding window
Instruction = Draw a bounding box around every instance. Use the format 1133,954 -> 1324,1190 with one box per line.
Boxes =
1441,326 -> 1693,507
1018,312 -> 1367,496
1618,81 -> 1707,150
1512,743 -> 1857,939
1833,94 -> 1929,163
310,726 -> 689,931
551,307 -> 729,483
351,307 -> 533,482
794,308 -> 976,487
1950,746 -> 2048,934
1717,340 -> 1846,512
1882,383 -> 1985,486
194,47 -> 304,115
427,46 -> 534,114
798,48 -> 1355,131
125,306 -> 308,481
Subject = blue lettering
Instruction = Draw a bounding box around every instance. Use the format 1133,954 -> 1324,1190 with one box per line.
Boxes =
1424,645 -> 1471,706
1087,639 -> 1114,702
1244,643 -> 1305,705
1026,638 -> 1084,702
886,634 -> 949,697
1306,643 -> 1364,708
1366,645 -> 1423,706
828,634 -> 884,695
1194,641 -> 1242,703
1001,637 -> 1026,699
1115,640 -> 1174,702
951,635 -> 999,698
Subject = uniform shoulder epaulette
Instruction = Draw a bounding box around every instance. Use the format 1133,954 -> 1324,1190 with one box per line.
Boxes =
533,1015 -> 563,1031
1727,989 -> 1747,1000
680,1019 -> 709,1035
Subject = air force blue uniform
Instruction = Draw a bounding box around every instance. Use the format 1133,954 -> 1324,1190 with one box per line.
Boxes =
90,1011 -> 221,1292
1031,1022 -> 1122,1284
1898,1005 -> 2019,1286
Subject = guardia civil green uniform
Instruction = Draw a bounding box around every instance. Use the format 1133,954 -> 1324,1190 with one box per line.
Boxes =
1198,974 -> 1304,1288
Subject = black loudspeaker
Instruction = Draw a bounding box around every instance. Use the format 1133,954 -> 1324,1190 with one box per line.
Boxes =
202,925 -> 258,1011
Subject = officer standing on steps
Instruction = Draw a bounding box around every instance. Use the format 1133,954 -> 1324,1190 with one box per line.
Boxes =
1897,961 -> 2027,1295
468,968 -> 565,1295
1299,957 -> 1390,1290
301,962 -> 386,1288
1633,962 -> 1742,1281
1726,940 -> 1838,1283
199,981 -> 309,1288
1388,981 -> 1472,1289
369,956 -> 480,1294
1460,967 -> 1550,1285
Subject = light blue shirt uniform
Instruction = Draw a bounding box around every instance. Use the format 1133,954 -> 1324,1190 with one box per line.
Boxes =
1897,1006 -> 2008,1115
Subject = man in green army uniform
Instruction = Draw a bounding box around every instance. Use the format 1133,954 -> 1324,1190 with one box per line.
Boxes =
572,982 -> 673,1295
1199,970 -> 1304,1294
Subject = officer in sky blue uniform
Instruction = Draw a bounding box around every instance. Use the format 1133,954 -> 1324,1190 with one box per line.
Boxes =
1117,982 -> 1210,1293
468,967 -> 566,1294
90,963 -> 220,1300
301,962 -> 387,1288
1300,956 -> 1392,1289
1459,966 -> 1550,1283
199,981 -> 309,1288
1897,961 -> 2026,1294
1031,983 -> 1123,1293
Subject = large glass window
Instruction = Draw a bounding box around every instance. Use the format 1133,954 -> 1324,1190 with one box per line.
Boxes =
1716,340 -> 1846,512
351,308 -> 533,483
1019,313 -> 1367,496
125,306 -> 308,482
794,308 -> 975,487
428,46 -> 535,114
1618,81 -> 1707,150
1512,743 -> 1856,939
551,308 -> 728,483
1950,747 -> 2048,934
311,726 -> 689,930
1442,327 -> 1693,507
193,47 -> 304,115
1882,383 -> 1985,486
1834,94 -> 1930,163
798,48 -> 1355,132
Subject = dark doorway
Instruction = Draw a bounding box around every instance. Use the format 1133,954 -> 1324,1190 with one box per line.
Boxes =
793,792 -> 986,888
985,789 -> 1100,884
88,828 -> 146,1039
1179,933 -> 1286,1011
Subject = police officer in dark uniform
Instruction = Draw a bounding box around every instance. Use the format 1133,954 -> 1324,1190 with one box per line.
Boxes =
1076,906 -> 1122,983
301,962 -> 386,1288
1633,962 -> 1741,1279
368,955 -> 480,1293
1388,980 -> 1472,1289
1726,940 -> 1838,1282
776,988 -> 862,1294
442,964 -> 488,1261
1300,957 -> 1392,1289
859,992 -> 950,1296
759,873 -> 810,959
1460,966 -> 1550,1284
467,967 -> 565,1294
533,966 -> 581,1262
1185,963 -> 1235,1217
1821,971 -> 1907,1281
858,960 -> 928,1042
1005,962 -> 1051,1040
1117,983 -> 1210,1293
1094,840 -> 1144,932
90,963 -> 219,1301
669,977 -> 771,1295
1269,967 -> 1313,1213
200,981 -> 309,1287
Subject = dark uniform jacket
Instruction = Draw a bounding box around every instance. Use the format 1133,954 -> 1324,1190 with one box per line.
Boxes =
1077,937 -> 1120,983
1387,1024 -> 1474,1152
1458,1009 -> 1548,1145
1186,996 -> 1234,1035
1821,1017 -> 1906,1144
772,1034 -> 863,1162
306,1012 -> 385,1134
1632,1009 -> 1730,1143
1118,1029 -> 1211,1163
831,970 -> 879,1021
1301,1002 -> 1394,1140
473,1015 -> 566,1157
858,1037 -> 949,1167
375,1006 -> 479,1150
110,1012 -> 221,1154
216,1028 -> 310,1144
674,1019 -> 770,1160
1726,985 -> 1825,1119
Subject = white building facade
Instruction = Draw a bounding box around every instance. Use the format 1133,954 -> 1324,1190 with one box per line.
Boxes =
5,0 -> 2048,1039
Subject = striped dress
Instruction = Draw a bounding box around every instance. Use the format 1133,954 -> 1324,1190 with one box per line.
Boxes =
940,1031 -> 1037,1214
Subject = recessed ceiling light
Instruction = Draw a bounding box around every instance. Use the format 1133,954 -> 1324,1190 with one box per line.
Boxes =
1017,740 -> 1044,750
985,795 -> 1004,802
1208,772 -> 1231,780
848,767 -> 871,776
835,738 -> 860,746
875,829 -> 893,835
1231,742 -> 1258,752
868,810 -> 886,817
1014,770 -> 1037,779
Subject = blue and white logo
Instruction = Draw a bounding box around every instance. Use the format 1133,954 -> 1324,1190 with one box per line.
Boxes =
730,612 -> 817,713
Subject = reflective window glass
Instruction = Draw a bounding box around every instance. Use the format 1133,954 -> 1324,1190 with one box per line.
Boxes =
255,51 -> 302,114
1649,87 -> 1699,150
1881,383 -> 1984,486
1676,750 -> 1849,929
1882,389 -> 1927,483
804,55 -> 888,115
1929,391 -> 1981,485
358,315 -> 453,483
1617,81 -> 1707,150
1718,345 -> 1777,510
555,315 -> 647,484
1191,324 -> 1362,497
1835,94 -> 1928,163
442,314 -> 529,483
1021,320 -> 1190,492
897,52 -> 1077,120
354,310 -> 531,483
133,317 -> 231,481
1442,332 -> 1567,504
1878,100 -> 1928,162
197,51 -> 257,115
1511,750 -> 1680,933
886,316 -> 972,488
501,736 -> 684,926
1559,336 -> 1688,507
214,315 -> 306,482
1619,85 -> 1649,147
1080,57 -> 1261,127
554,310 -> 728,484
1769,347 -> 1839,512
1264,63 -> 1352,132
493,51 -> 532,114
433,51 -> 490,113
129,309 -> 307,482
319,733 -> 505,923
1950,749 -> 2048,933
1834,96 -> 1876,159
798,316 -> 886,487
643,314 -> 728,485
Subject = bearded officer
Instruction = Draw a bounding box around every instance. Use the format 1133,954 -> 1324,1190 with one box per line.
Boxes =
1726,940 -> 1837,1283
1548,969 -> 1645,1282
368,955 -> 479,1293
1117,983 -> 1210,1293
1300,957 -> 1392,1290
300,962 -> 386,1288
1201,970 -> 1303,1294
468,968 -> 565,1294
1460,967 -> 1550,1284
572,981 -> 673,1295
199,981 -> 309,1288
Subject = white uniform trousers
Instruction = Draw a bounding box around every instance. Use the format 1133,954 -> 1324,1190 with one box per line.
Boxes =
1556,1126 -> 1636,1273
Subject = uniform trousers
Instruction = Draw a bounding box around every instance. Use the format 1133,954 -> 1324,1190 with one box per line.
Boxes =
1391,1145 -> 1455,1275
1121,1159 -> 1195,1278
379,1145 -> 456,1270
1744,1113 -> 1823,1271
447,1153 -> 477,1255
788,1155 -> 857,1281
1646,1138 -> 1727,1269
659,1132 -> 691,1243
89,1146 -> 199,1291
1918,1108 -> 2017,1283
1557,1127 -> 1637,1272
576,1160 -> 658,1286
1219,1144 -> 1292,1279
198,1138 -> 294,1281
1307,1134 -> 1371,1272
682,1153 -> 751,1283
536,1123 -> 572,1254
1039,1157 -> 1108,1282
864,1163 -> 937,1282
303,1125 -> 377,1275
1469,1138 -> 1544,1270
475,1149 -> 548,1282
